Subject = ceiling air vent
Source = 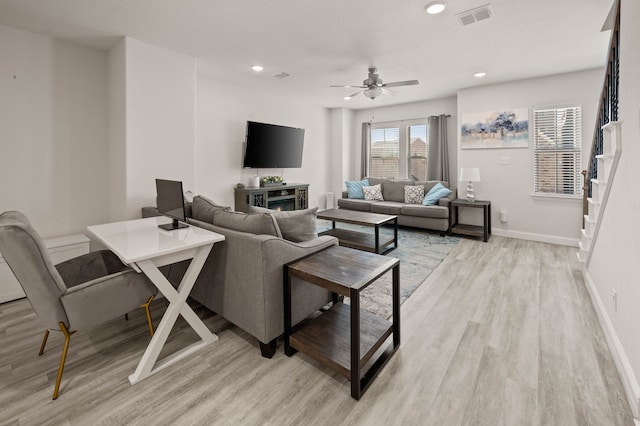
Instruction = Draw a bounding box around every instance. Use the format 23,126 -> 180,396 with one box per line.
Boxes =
457,4 -> 494,26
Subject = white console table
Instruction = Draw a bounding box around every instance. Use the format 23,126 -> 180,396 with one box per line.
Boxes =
87,216 -> 225,384
0,234 -> 90,304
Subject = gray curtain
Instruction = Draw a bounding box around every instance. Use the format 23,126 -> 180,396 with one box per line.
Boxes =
361,122 -> 370,179
426,115 -> 449,183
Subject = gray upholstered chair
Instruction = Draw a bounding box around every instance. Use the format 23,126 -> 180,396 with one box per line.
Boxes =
0,211 -> 158,400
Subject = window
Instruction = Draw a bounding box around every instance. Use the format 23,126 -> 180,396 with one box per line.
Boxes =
368,120 -> 428,180
533,105 -> 582,197
408,124 -> 428,181
369,127 -> 400,179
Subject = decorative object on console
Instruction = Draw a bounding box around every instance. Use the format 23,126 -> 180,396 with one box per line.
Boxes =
459,168 -> 481,203
261,175 -> 284,187
249,175 -> 260,188
363,184 -> 384,201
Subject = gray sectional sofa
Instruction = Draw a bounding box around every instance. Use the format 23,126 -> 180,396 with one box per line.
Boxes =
142,195 -> 337,358
337,178 -> 457,234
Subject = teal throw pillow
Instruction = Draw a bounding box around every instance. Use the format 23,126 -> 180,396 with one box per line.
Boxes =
345,179 -> 369,199
422,183 -> 453,206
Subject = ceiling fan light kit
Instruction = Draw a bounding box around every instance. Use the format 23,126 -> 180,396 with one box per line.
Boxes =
331,67 -> 419,100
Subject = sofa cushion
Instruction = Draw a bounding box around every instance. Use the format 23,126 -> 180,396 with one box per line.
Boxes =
191,195 -> 230,223
337,198 -> 372,212
423,183 -> 453,206
367,177 -> 384,187
250,206 -> 318,242
370,201 -> 403,215
212,210 -> 281,236
345,179 -> 369,199
382,179 -> 414,202
401,204 -> 449,219
363,184 -> 384,201
404,185 -> 425,204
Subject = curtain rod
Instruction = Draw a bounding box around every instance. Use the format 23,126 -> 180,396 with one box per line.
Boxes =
368,114 -> 451,124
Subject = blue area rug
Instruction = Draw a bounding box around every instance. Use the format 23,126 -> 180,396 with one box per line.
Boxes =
317,220 -> 459,319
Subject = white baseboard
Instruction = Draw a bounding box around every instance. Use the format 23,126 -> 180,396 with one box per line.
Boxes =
492,228 -> 579,247
582,267 -> 640,420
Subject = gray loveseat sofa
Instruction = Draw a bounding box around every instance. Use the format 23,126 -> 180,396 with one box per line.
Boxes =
142,196 -> 337,358
337,178 -> 456,234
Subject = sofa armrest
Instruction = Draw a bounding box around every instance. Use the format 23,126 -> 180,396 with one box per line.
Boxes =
438,188 -> 457,207
342,191 -> 348,198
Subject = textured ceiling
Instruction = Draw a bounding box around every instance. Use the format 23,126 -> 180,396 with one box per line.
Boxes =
0,0 -> 613,109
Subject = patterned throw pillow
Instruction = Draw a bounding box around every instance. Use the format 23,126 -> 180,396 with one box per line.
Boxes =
363,184 -> 384,201
404,185 -> 425,204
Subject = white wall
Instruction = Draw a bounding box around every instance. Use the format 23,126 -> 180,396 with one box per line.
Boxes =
351,96 -> 458,184
328,108 -> 355,207
124,38 -> 196,218
0,25 -> 109,238
107,38 -> 127,222
457,69 -> 603,245
195,74 -> 331,210
587,0 -> 640,411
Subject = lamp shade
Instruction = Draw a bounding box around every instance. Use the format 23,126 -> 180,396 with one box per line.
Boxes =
459,167 -> 481,182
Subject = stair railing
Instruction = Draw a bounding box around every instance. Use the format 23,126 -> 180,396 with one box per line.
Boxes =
582,0 -> 620,209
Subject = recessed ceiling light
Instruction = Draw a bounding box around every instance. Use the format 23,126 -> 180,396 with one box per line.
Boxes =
474,72 -> 487,78
425,1 -> 447,14
344,96 -> 352,100
252,65 -> 264,72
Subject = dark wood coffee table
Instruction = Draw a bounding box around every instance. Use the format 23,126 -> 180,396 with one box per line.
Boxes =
317,208 -> 398,254
284,245 -> 400,400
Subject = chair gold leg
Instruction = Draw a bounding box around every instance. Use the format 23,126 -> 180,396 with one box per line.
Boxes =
124,313 -> 129,321
39,329 -> 50,356
141,295 -> 155,337
52,322 -> 75,400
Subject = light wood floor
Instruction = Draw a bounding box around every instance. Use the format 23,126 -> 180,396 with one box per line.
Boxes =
0,236 -> 634,425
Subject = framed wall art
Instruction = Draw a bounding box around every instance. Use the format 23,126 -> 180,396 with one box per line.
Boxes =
461,108 -> 529,149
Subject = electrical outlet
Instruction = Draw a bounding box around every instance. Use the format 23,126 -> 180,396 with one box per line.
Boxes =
612,289 -> 617,311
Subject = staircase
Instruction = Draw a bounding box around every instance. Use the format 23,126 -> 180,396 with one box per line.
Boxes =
578,121 -> 622,264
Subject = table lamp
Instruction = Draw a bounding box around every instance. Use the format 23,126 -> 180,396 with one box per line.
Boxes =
459,168 -> 481,203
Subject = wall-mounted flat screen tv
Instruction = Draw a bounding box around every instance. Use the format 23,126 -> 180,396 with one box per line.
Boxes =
243,121 -> 304,168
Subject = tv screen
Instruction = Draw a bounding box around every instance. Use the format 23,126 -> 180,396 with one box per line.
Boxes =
155,179 -> 188,230
243,121 -> 304,168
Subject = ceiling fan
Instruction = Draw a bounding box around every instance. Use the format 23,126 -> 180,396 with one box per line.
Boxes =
330,67 -> 419,100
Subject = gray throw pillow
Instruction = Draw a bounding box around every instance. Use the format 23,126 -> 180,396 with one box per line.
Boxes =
191,195 -> 230,223
213,210 -> 281,236
250,206 -> 319,242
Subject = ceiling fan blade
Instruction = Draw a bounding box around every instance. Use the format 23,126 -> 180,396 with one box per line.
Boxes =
346,90 -> 363,98
381,88 -> 396,96
329,84 -> 367,88
382,80 -> 419,88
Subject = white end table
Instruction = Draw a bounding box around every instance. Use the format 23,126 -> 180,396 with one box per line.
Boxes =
87,216 -> 225,384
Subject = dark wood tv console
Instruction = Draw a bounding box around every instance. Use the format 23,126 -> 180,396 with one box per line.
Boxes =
234,183 -> 309,213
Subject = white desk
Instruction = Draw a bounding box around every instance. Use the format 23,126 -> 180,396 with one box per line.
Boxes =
87,216 -> 225,384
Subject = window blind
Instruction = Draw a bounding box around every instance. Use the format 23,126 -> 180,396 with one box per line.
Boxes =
533,106 -> 582,196
369,127 -> 400,179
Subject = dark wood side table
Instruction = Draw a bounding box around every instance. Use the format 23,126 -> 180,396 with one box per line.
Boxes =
284,246 -> 400,400
449,199 -> 491,242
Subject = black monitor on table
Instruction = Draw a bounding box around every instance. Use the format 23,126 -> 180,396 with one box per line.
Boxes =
155,179 -> 188,230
